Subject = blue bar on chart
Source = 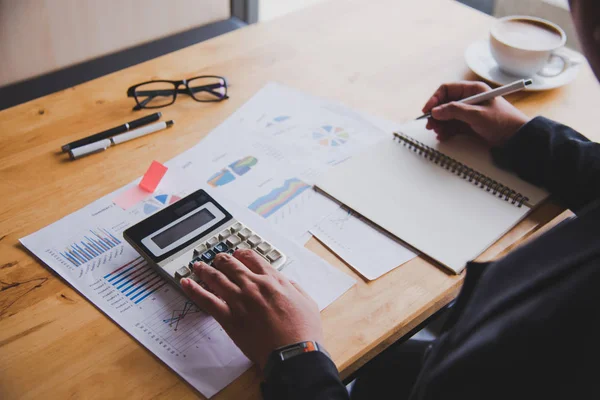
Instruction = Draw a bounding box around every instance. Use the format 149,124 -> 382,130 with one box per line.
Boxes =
103,257 -> 166,304
59,228 -> 122,267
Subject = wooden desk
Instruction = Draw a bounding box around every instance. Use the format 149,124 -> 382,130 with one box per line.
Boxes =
1,0 -> 598,398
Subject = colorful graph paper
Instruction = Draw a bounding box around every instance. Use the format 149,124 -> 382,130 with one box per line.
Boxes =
248,178 -> 310,218
312,125 -> 349,147
266,115 -> 291,127
59,228 -> 121,267
229,156 -> 258,176
207,169 -> 236,187
102,257 -> 165,305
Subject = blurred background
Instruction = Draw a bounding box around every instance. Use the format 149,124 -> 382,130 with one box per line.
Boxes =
261,0 -> 577,48
0,0 -> 577,110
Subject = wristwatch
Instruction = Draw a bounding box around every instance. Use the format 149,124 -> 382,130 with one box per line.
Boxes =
264,341 -> 331,380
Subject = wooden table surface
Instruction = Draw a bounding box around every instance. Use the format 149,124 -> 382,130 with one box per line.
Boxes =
1,0 -> 599,398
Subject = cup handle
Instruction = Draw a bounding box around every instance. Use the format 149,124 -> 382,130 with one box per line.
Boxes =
537,50 -> 582,78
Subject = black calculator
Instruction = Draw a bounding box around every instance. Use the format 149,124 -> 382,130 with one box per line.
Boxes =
124,189 -> 286,290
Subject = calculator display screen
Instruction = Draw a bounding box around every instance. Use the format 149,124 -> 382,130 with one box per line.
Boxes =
151,208 -> 216,249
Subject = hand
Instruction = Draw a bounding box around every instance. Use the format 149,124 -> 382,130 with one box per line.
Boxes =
422,81 -> 530,147
180,250 -> 323,371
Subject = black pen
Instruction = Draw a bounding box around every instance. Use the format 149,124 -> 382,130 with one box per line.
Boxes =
61,112 -> 162,152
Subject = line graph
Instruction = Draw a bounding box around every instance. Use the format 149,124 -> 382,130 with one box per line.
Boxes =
140,296 -> 220,355
89,259 -> 220,357
163,301 -> 202,331
329,209 -> 353,230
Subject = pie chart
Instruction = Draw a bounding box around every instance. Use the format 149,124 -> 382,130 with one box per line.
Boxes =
142,194 -> 182,215
312,125 -> 350,147
154,194 -> 182,205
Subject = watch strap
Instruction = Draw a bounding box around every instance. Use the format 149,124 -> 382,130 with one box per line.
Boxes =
264,341 -> 331,381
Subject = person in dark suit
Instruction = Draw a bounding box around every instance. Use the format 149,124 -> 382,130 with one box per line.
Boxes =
180,1 -> 600,398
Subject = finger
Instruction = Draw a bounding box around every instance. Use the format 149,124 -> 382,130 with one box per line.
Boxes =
431,119 -> 473,139
423,81 -> 490,113
429,119 -> 454,139
426,119 -> 433,130
431,102 -> 485,125
212,253 -> 256,285
434,128 -> 456,141
192,262 -> 241,301
441,81 -> 491,102
429,119 -> 453,136
180,277 -> 231,324
233,249 -> 270,275
447,81 -> 491,100
428,119 -> 443,132
436,131 -> 456,142
422,94 -> 442,114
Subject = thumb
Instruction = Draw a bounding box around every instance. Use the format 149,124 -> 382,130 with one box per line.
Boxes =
431,102 -> 483,124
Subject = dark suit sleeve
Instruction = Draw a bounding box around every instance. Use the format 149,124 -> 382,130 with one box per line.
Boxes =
491,116 -> 600,212
261,352 -> 349,400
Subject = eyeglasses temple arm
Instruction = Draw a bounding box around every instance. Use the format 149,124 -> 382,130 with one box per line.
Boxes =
189,83 -> 226,98
133,95 -> 155,111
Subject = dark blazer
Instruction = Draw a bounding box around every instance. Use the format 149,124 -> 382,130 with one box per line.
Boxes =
261,117 -> 600,399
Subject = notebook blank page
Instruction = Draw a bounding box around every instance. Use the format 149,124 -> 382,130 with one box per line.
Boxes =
316,138 -> 530,273
400,121 -> 548,205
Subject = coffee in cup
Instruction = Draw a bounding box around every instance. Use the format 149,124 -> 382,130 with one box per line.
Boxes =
490,16 -> 569,77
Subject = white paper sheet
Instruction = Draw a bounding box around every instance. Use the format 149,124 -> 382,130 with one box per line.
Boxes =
311,207 -> 417,280
317,121 -> 545,273
20,167 -> 354,398
168,82 -> 390,242
19,83 -> 408,398
399,120 -> 548,206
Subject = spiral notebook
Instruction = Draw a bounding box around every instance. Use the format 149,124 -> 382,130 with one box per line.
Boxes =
316,121 -> 548,274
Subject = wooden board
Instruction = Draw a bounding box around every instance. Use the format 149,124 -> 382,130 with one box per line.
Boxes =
1,0 -> 599,398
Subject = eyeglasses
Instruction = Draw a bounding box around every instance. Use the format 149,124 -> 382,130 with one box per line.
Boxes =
126,75 -> 228,111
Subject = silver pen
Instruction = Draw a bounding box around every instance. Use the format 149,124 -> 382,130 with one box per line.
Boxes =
69,120 -> 174,160
416,79 -> 533,120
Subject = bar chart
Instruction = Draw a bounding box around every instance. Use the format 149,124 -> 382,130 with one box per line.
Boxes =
102,257 -> 166,304
59,228 -> 121,267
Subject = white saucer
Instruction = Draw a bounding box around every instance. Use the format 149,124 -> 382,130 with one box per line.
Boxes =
464,39 -> 582,91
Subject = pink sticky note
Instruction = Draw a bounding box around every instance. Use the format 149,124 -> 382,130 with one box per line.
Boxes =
139,161 -> 168,193
114,185 -> 152,210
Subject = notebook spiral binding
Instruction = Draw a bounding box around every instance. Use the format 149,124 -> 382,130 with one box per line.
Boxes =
393,132 -> 529,208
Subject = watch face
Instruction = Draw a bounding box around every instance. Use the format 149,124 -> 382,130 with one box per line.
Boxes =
281,347 -> 306,360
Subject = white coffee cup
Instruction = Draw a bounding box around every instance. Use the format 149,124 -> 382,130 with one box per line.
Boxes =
490,16 -> 572,78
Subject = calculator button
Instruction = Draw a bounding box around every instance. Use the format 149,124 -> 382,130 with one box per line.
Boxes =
175,266 -> 191,279
226,235 -> 242,248
247,235 -> 263,248
236,242 -> 251,251
218,229 -> 232,240
201,249 -> 217,263
227,249 -> 235,255
231,222 -> 243,233
188,257 -> 201,268
206,236 -> 219,248
193,243 -> 207,256
266,249 -> 282,263
238,227 -> 253,240
256,241 -> 272,255
214,242 -> 228,254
